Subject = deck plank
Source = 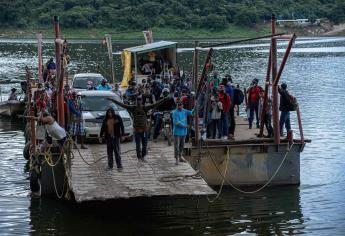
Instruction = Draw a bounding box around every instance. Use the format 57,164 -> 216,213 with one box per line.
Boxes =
70,141 -> 215,202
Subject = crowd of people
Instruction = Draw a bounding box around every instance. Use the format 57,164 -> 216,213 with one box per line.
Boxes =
25,57 -> 296,171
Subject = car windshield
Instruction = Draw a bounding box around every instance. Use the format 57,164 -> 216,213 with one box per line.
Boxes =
73,76 -> 103,89
80,96 -> 123,111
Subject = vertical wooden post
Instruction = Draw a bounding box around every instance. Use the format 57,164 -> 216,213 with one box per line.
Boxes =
54,16 -> 65,127
271,14 -> 280,145
105,34 -> 116,85
192,41 -> 199,91
26,66 -> 36,156
193,41 -> 199,145
37,33 -> 43,82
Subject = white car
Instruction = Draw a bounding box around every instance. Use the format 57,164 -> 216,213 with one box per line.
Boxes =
78,90 -> 133,141
72,73 -> 105,91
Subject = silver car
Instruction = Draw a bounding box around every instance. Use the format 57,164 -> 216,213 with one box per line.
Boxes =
78,90 -> 133,141
72,73 -> 104,91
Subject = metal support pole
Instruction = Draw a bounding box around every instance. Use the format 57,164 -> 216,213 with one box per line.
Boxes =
296,105 -> 304,144
273,34 -> 296,86
271,14 -> 280,145
259,46 -> 272,137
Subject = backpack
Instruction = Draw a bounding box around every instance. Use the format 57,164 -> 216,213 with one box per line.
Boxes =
233,88 -> 244,105
287,94 -> 298,111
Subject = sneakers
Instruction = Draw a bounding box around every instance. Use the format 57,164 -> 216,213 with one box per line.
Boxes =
138,158 -> 147,163
117,166 -> 123,171
179,156 -> 186,162
223,136 -> 228,140
175,158 -> 179,165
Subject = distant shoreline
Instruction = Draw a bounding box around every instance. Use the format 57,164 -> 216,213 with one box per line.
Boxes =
0,24 -> 344,40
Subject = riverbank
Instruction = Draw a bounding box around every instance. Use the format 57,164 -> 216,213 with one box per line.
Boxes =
0,25 -> 272,40
1,23 -> 344,41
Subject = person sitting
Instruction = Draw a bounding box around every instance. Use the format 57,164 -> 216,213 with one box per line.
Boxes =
142,62 -> 153,75
96,78 -> 112,91
152,88 -> 176,141
86,81 -> 96,90
8,88 -> 17,100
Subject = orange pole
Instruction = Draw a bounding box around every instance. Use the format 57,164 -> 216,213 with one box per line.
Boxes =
271,14 -> 280,145
259,46 -> 272,137
296,105 -> 304,144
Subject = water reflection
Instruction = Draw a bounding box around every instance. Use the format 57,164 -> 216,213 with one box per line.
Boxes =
28,187 -> 303,235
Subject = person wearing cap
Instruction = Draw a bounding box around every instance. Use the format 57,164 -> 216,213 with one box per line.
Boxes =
8,88 -> 17,101
107,95 -> 168,162
96,78 -> 112,91
172,99 -> 193,165
278,83 -> 292,136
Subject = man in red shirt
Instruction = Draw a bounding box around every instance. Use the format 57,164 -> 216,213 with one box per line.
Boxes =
218,85 -> 231,139
247,79 -> 263,129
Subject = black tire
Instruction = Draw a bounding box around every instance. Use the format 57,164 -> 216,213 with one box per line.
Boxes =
30,170 -> 41,193
23,142 -> 30,160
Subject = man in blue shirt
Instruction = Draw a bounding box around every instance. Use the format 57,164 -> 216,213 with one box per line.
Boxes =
172,100 -> 193,165
96,78 -> 112,91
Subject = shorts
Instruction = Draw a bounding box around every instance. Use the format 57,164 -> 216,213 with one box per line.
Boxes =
70,122 -> 85,136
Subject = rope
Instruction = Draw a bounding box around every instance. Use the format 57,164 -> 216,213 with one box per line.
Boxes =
205,142 -> 294,194
206,146 -> 230,202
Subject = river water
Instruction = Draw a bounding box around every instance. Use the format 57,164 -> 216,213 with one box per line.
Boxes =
0,37 -> 345,235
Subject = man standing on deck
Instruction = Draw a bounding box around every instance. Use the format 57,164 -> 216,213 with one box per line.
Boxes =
68,91 -> 87,149
247,78 -> 263,129
218,84 -> 231,139
100,107 -> 124,170
172,100 -> 193,165
107,96 -> 167,162
278,83 -> 292,136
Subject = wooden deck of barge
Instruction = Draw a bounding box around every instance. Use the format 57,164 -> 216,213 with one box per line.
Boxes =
69,141 -> 215,202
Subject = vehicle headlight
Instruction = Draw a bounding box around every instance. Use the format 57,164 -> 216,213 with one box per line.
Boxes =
123,118 -> 132,126
85,122 -> 98,127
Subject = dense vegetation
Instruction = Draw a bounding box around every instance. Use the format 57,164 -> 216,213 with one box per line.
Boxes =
1,0 -> 345,30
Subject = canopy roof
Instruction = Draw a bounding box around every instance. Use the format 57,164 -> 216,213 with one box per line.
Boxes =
121,41 -> 177,55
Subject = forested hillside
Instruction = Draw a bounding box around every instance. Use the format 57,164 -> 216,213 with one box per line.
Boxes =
1,0 -> 345,30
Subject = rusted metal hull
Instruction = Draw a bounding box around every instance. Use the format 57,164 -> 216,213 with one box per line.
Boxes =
185,143 -> 303,186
